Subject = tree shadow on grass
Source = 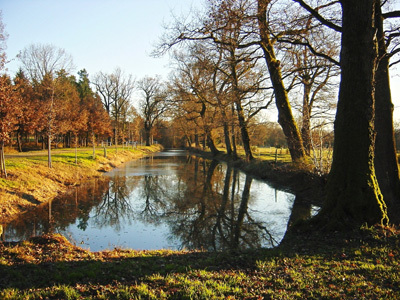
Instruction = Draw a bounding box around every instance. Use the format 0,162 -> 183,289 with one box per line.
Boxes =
0,234 -> 274,290
0,227 -> 399,299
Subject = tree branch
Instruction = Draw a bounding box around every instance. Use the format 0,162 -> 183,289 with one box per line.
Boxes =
382,10 -> 400,19
292,0 -> 342,32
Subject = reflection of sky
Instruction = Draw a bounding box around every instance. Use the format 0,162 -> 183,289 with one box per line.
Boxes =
5,150 -> 296,251
219,165 -> 295,246
64,219 -> 181,251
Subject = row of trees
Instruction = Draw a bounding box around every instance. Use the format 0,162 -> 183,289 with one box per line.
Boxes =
0,41 -> 170,175
156,0 -> 339,162
154,0 -> 400,228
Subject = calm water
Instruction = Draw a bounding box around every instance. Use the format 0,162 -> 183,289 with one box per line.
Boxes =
2,150 -> 316,251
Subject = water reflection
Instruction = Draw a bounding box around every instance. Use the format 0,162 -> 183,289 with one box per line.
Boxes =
3,150 -> 308,251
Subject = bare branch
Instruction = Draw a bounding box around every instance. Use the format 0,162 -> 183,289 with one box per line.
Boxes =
292,0 -> 342,32
382,10 -> 400,19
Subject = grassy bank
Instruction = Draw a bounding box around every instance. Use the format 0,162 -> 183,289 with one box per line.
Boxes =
0,225 -> 399,299
0,144 -> 163,223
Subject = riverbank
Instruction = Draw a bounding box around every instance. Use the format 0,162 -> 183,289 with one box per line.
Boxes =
0,145 -> 163,224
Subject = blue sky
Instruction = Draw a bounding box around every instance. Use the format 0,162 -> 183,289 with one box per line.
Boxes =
1,0 -> 197,80
1,0 -> 400,120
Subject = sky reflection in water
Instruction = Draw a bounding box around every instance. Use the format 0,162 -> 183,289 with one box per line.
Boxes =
4,150 -> 300,251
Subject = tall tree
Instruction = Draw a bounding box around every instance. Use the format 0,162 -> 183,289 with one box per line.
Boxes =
136,76 -> 168,146
77,69 -> 111,156
0,75 -> 22,177
18,43 -> 74,84
93,68 -> 134,145
257,0 -> 307,162
373,2 -> 400,222
300,0 -> 389,227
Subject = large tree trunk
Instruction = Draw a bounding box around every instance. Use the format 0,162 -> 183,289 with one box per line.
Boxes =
322,0 -> 388,227
144,122 -> 151,146
374,2 -> 400,222
257,0 -> 306,162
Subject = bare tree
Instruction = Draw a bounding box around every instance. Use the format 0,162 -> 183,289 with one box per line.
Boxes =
93,68 -> 135,145
18,43 -> 74,83
136,76 -> 169,146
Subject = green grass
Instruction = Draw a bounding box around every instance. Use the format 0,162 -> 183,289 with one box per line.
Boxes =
0,226 -> 399,299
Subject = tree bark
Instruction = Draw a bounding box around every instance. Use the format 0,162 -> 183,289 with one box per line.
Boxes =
301,83 -> 312,155
235,99 -> 254,161
222,118 -> 233,156
257,0 -> 306,162
16,131 -> 23,152
206,132 -> 220,156
374,2 -> 400,222
322,0 -> 388,227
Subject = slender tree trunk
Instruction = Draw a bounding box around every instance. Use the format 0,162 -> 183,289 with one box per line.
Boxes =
0,141 -> 7,178
16,131 -> 23,152
228,49 -> 253,162
75,134 -> 78,164
257,0 -> 306,162
231,105 -> 238,158
301,83 -> 312,155
92,132 -> 96,159
195,130 -> 200,148
48,134 -> 52,168
223,119 -> 233,156
206,132 -> 220,156
322,0 -> 388,227
374,2 -> 400,222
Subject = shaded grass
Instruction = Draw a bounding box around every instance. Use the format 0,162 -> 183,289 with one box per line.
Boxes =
0,226 -> 399,299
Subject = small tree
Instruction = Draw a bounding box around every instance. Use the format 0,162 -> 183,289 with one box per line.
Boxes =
0,75 -> 22,177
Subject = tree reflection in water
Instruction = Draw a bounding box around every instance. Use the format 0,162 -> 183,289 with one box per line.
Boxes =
2,178 -> 111,241
134,157 -> 285,250
4,151 -> 308,251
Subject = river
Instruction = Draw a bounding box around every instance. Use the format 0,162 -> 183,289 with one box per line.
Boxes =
2,150 -> 317,251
